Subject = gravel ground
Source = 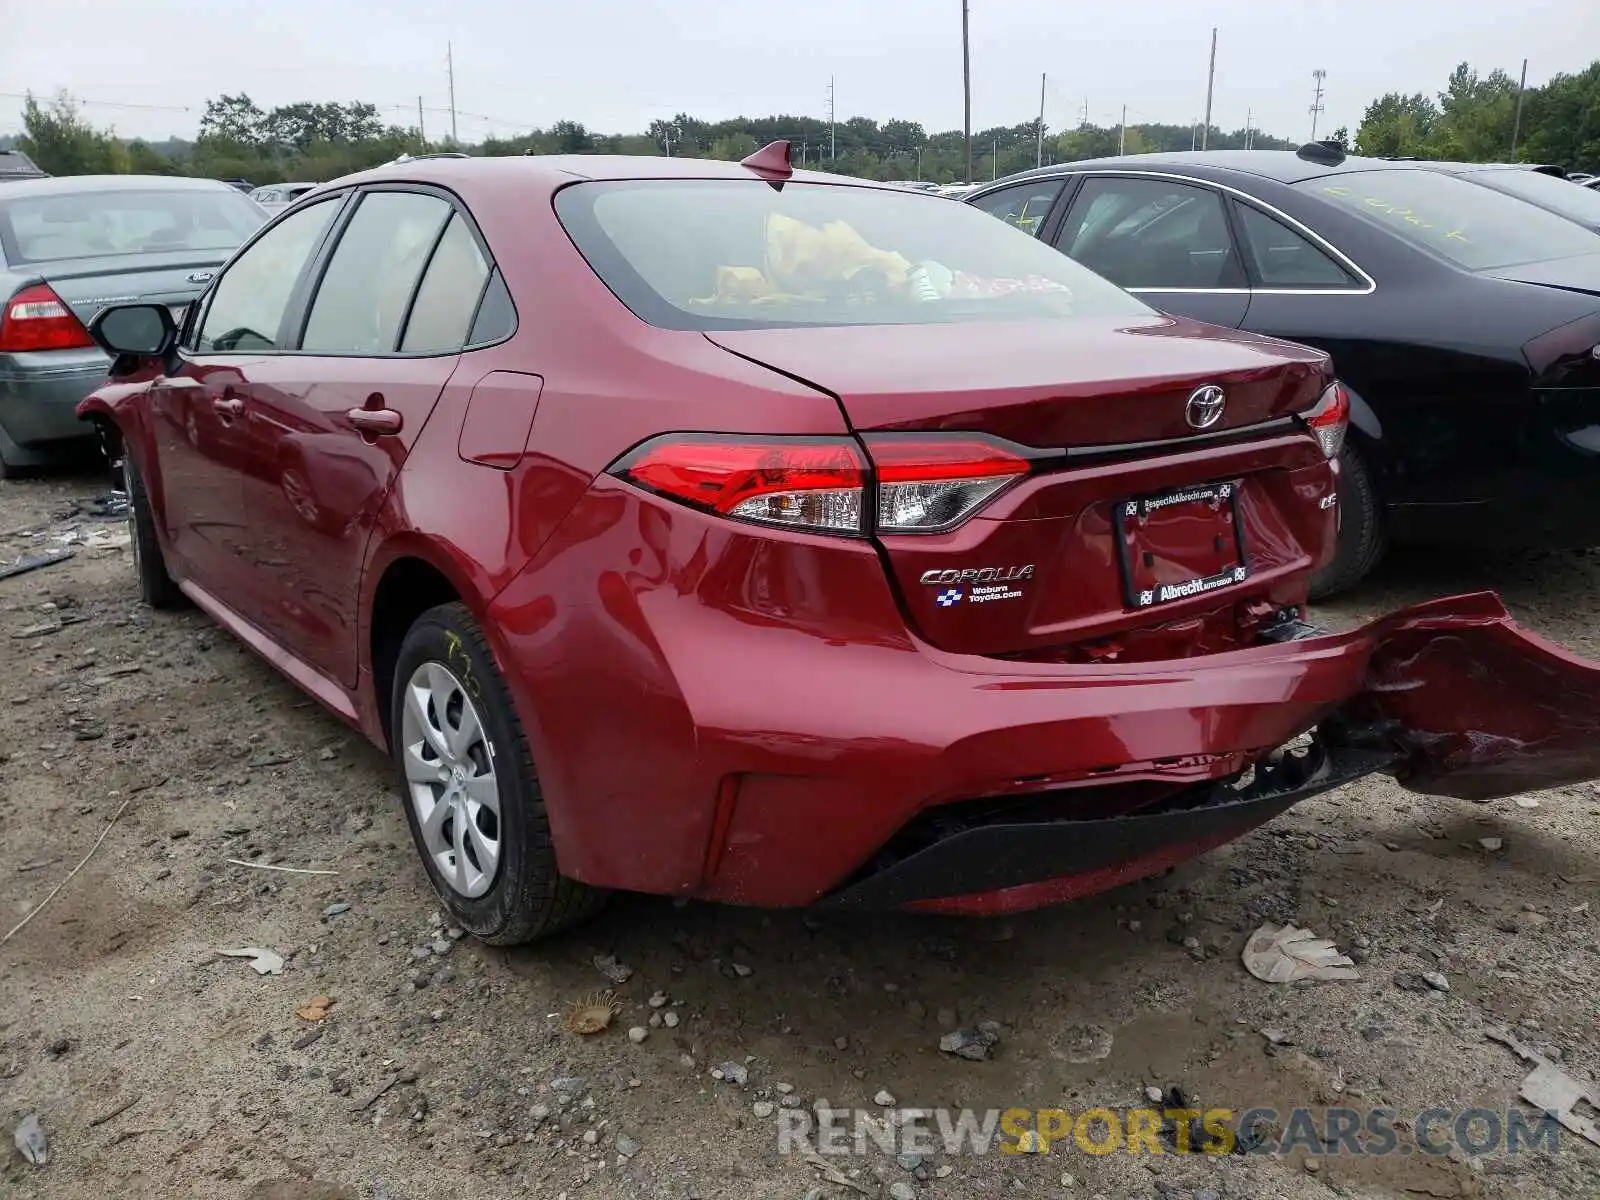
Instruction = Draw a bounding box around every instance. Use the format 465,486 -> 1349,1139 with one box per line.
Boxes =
2,470 -> 1599,1200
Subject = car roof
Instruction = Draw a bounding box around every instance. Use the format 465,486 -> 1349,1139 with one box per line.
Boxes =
328,152 -> 902,194
978,149 -> 1506,190
0,173 -> 244,197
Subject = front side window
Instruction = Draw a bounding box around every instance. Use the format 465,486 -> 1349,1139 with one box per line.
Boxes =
1055,177 -> 1245,290
1301,169 -> 1600,270
195,197 -> 340,353
1234,203 -> 1359,288
968,179 -> 1066,237
0,187 -> 265,265
555,179 -> 1150,331
301,191 -> 452,354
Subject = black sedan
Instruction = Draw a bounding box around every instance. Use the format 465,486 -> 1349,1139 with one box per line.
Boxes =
966,146 -> 1600,595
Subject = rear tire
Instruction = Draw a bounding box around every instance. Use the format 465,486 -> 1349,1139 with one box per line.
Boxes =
124,451 -> 186,610
1309,440 -> 1386,601
390,602 -> 607,944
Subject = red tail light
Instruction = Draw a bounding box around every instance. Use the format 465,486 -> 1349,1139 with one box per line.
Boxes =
865,435 -> 1032,532
1303,382 -> 1349,459
612,435 -> 867,534
0,283 -> 94,352
611,432 -> 1035,536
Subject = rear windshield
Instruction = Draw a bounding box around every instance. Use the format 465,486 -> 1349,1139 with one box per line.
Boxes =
1461,169 -> 1600,230
555,179 -> 1151,330
1299,169 -> 1600,270
0,188 -> 264,265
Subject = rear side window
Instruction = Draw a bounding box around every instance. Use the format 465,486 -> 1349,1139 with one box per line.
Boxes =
301,191 -> 452,354
196,198 -> 339,353
968,179 -> 1065,237
1234,204 -> 1360,288
468,271 -> 516,344
401,213 -> 490,353
1301,169 -> 1600,270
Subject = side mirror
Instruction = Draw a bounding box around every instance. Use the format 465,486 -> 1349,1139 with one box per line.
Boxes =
88,303 -> 176,359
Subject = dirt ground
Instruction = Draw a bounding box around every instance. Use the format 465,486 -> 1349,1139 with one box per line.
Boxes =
2,470 -> 1598,1200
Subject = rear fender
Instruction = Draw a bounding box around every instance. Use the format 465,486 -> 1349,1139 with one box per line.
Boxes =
1336,591 -> 1600,800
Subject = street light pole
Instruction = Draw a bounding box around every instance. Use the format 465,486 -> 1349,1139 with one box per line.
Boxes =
962,0 -> 973,184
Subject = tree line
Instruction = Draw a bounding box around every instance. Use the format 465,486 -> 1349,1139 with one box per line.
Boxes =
1353,62 -> 1598,167
8,58 -> 1597,187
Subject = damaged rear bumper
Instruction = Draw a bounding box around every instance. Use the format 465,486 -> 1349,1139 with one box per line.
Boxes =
822,735 -> 1395,910
686,591 -> 1600,911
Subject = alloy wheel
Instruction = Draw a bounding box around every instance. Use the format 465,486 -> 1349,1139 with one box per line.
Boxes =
400,661 -> 502,898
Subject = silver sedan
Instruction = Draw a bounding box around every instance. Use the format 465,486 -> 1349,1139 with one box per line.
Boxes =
0,175 -> 265,476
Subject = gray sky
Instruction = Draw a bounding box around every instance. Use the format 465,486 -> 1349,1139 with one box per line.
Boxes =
3,0 -> 1596,145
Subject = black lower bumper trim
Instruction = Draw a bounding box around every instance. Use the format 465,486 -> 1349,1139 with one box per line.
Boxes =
819,736 -> 1394,910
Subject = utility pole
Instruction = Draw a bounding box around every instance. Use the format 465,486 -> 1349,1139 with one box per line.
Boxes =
1119,104 -> 1127,155
1511,57 -> 1528,155
417,95 -> 425,146
1309,69 -> 1327,142
916,144 -> 923,180
961,0 -> 972,184
447,41 -> 458,144
1244,106 -> 1252,150
827,75 -> 836,160
1037,73 -> 1046,168
1191,120 -> 1199,151
992,138 -> 998,180
1201,26 -> 1216,150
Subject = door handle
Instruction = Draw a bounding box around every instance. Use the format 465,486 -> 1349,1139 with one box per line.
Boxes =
346,407 -> 403,435
213,396 -> 245,417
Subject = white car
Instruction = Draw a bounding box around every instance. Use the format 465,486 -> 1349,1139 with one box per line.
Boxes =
248,182 -> 318,215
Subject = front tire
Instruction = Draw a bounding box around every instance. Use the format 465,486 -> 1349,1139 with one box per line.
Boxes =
389,603 -> 607,943
1309,440 -> 1386,601
124,451 -> 186,609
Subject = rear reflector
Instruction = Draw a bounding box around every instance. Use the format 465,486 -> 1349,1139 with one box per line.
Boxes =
612,435 -> 867,534
1303,382 -> 1349,459
0,283 -> 94,352
866,435 -> 1031,533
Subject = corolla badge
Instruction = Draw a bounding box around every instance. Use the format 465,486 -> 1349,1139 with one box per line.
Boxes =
186,270 -> 215,285
919,564 -> 1034,586
1184,384 -> 1227,430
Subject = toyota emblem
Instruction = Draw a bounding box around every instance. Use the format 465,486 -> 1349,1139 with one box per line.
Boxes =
1185,385 -> 1226,430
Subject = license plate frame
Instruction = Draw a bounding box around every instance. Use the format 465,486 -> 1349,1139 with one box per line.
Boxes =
1114,480 -> 1249,610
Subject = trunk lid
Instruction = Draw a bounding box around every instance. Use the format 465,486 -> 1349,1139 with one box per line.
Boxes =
708,315 -> 1329,444
32,250 -> 234,323
1481,252 -> 1600,298
710,315 -> 1337,659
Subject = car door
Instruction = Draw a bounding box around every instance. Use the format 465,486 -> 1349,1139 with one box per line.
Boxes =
1051,174 -> 1250,328
147,196 -> 344,602
224,187 -> 495,685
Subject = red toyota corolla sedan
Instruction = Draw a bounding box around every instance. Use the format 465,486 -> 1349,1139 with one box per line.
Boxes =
76,144 -> 1600,943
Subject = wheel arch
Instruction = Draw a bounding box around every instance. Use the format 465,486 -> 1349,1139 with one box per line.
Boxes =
362,532 -> 496,748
